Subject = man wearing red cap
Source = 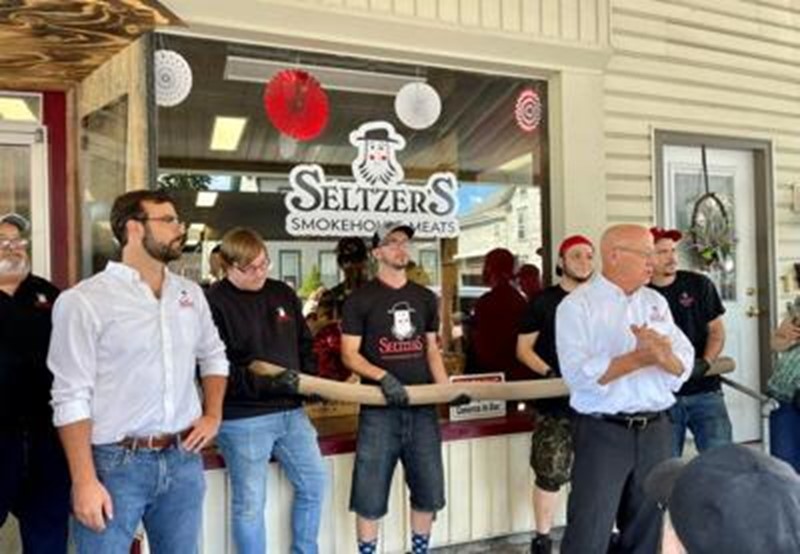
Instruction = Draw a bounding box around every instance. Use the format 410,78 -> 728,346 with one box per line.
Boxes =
516,235 -> 594,554
648,227 -> 731,456
468,248 -> 529,380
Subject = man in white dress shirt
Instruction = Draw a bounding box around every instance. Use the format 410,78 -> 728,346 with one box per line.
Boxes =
48,190 -> 229,553
556,224 -> 694,554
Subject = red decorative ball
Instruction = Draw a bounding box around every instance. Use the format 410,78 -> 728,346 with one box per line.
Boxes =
263,70 -> 329,141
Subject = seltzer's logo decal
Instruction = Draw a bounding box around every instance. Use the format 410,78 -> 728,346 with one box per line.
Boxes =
285,121 -> 460,238
389,301 -> 416,340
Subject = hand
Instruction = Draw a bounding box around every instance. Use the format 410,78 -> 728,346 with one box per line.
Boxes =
691,358 -> 712,379
793,388 -> 800,410
449,393 -> 472,406
183,414 -> 221,453
72,478 -> 114,532
379,373 -> 409,407
271,369 -> 301,395
777,318 -> 800,343
631,325 -> 673,366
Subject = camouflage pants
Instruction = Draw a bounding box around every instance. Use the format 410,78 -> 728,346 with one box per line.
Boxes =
530,413 -> 573,492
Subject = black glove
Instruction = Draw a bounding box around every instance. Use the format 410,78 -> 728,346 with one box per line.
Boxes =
691,358 -> 711,380
449,393 -> 472,406
379,373 -> 409,407
270,369 -> 301,395
792,388 -> 800,410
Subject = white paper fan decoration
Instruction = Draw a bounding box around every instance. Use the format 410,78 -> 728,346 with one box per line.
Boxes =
154,50 -> 193,107
394,82 -> 441,130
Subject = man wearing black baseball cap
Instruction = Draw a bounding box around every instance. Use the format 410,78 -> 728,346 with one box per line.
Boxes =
0,212 -> 70,552
645,444 -> 800,553
316,236 -> 370,324
648,227 -> 731,457
341,220 -> 448,554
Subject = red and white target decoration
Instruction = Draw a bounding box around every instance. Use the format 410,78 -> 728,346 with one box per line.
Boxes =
514,88 -> 542,133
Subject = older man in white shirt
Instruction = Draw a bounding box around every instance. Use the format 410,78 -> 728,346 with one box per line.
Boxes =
556,224 -> 694,554
48,190 -> 228,554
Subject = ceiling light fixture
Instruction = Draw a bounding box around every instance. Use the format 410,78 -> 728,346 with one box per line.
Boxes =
0,98 -> 37,122
210,116 -> 247,151
195,191 -> 218,208
224,56 -> 424,96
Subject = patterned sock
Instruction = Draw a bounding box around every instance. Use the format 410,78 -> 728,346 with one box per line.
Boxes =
357,539 -> 377,554
411,532 -> 430,554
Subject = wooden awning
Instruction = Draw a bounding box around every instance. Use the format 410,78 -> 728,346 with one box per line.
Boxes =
0,0 -> 181,90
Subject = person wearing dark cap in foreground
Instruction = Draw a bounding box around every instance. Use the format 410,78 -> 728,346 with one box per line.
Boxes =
341,222 -> 449,554
0,213 -> 70,553
469,248 -> 528,380
648,227 -> 731,456
516,235 -> 595,554
645,443 -> 800,554
556,224 -> 694,554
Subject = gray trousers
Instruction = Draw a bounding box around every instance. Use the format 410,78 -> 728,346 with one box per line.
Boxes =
561,413 -> 671,554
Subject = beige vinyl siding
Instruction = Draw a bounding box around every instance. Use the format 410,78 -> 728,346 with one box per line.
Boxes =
605,0 -> 800,305
289,0 -> 610,47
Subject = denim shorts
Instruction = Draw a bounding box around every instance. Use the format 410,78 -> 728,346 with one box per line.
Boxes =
349,406 -> 445,519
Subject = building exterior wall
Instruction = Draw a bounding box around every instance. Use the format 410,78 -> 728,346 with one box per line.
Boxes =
604,0 -> 800,308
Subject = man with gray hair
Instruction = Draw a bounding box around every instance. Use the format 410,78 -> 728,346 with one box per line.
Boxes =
556,224 -> 694,554
0,213 -> 70,553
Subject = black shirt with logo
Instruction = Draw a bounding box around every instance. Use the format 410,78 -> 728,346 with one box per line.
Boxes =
206,278 -> 316,420
0,274 -> 60,431
648,270 -> 726,396
341,278 -> 438,386
519,284 -> 571,415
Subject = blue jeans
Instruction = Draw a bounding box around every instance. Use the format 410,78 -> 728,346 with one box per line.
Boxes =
216,409 -> 326,554
73,443 -> 205,554
350,406 -> 445,519
669,390 -> 733,457
770,401 -> 800,473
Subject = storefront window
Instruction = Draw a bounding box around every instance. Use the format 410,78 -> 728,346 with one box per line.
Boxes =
156,35 -> 548,359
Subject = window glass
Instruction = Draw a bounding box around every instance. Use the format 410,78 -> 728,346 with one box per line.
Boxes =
157,35 -> 549,359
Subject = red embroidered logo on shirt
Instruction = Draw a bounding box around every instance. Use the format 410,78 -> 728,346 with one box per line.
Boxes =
649,305 -> 667,322
34,293 -> 52,309
276,306 -> 292,322
178,291 -> 194,308
679,292 -> 695,308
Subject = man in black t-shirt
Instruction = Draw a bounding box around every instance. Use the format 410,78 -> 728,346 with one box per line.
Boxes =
0,213 -> 70,553
342,222 -> 449,554
516,235 -> 595,554
649,227 -> 731,457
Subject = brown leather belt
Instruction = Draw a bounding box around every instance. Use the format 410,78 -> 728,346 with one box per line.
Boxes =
117,429 -> 191,450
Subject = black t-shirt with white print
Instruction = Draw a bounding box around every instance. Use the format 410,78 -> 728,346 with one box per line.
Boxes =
341,278 -> 438,386
648,270 -> 726,396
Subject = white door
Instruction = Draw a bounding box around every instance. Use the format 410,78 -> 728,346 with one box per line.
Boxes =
0,120 -> 50,278
662,145 -> 761,443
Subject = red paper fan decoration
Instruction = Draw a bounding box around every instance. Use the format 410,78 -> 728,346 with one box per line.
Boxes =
263,70 -> 329,141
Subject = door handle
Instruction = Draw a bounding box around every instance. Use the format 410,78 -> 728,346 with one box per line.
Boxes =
746,306 -> 762,318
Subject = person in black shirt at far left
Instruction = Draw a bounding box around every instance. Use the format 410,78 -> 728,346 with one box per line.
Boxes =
0,213 -> 70,553
205,227 -> 326,554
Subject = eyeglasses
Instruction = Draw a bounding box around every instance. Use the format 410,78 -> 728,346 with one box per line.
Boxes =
234,258 -> 272,275
0,238 -> 28,250
616,246 -> 656,260
136,215 -> 185,227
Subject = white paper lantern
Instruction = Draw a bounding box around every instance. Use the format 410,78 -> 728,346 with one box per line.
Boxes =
154,50 -> 193,108
394,82 -> 441,130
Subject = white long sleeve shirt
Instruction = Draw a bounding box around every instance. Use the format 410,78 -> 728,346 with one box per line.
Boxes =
48,262 -> 229,444
556,274 -> 694,415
